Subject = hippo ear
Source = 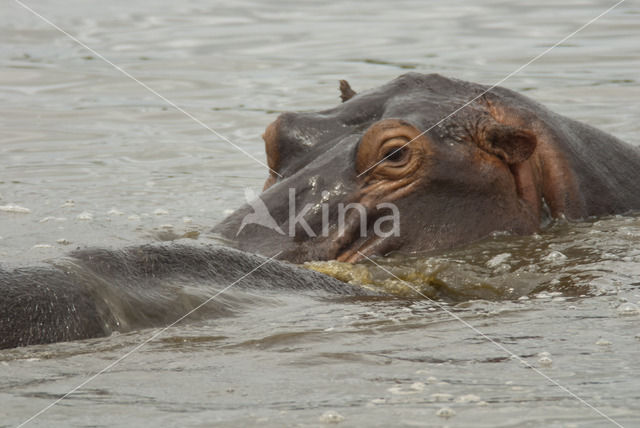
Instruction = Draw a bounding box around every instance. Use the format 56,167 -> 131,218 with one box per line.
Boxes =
339,80 -> 356,102
479,124 -> 537,164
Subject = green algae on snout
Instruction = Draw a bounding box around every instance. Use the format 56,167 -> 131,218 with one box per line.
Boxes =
303,253 -> 541,301
303,260 -> 474,299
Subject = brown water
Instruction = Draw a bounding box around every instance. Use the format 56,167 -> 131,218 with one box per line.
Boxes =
1,0 -> 640,427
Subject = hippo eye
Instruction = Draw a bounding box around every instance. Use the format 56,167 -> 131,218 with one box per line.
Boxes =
356,119 -> 425,178
378,137 -> 410,166
383,147 -> 408,163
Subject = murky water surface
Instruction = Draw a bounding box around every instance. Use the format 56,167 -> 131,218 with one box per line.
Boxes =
1,0 -> 640,426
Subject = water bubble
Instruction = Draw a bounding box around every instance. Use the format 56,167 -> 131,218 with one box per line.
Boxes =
32,244 -> 53,249
389,385 -> 422,395
486,253 -> 511,268
436,407 -> 455,418
617,302 -> 639,316
535,292 -> 551,299
39,216 -> 66,223
543,251 -> 567,263
538,356 -> 553,367
76,211 -> 93,221
455,394 -> 481,403
319,411 -> 344,424
430,393 -> 453,402
0,204 -> 31,213
410,382 -> 425,391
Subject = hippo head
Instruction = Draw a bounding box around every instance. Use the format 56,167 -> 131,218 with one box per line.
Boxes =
213,73 -> 542,263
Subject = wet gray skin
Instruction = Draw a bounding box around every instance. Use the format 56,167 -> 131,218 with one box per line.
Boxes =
213,73 -> 640,263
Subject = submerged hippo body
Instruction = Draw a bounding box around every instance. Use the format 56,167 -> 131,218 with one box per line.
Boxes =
215,73 -> 640,262
0,245 -> 373,349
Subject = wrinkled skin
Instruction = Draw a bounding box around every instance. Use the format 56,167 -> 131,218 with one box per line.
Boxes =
214,73 -> 640,263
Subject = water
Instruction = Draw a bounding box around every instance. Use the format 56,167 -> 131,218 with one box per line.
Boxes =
1,0 -> 640,426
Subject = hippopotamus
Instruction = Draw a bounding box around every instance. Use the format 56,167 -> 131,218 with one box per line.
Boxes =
214,72 -> 640,263
2,72 -> 639,349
